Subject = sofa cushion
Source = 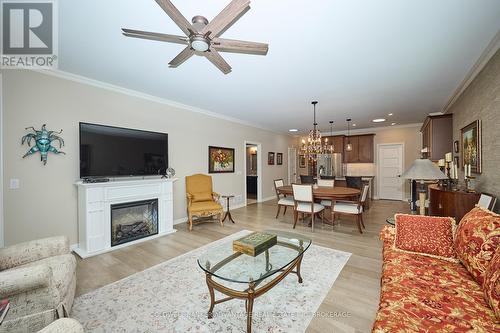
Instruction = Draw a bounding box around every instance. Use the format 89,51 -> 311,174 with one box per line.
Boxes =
393,214 -> 457,262
18,254 -> 76,298
373,226 -> 500,332
454,206 -> 500,287
483,248 -> 500,320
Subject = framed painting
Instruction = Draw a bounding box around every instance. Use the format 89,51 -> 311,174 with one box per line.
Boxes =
277,153 -> 283,165
299,154 -> 306,168
268,152 -> 275,165
208,146 -> 235,173
460,120 -> 481,174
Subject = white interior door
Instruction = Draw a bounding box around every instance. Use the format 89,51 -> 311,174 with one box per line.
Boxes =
288,148 -> 297,185
378,144 -> 404,200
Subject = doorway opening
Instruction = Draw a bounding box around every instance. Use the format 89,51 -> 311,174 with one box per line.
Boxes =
244,142 -> 261,206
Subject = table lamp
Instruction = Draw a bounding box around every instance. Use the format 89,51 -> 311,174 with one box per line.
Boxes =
400,159 -> 448,215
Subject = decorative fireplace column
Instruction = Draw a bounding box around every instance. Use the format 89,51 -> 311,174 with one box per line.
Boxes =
74,178 -> 176,258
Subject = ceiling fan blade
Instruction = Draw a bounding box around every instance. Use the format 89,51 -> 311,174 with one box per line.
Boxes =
168,46 -> 195,67
122,28 -> 188,45
154,0 -> 194,36
201,0 -> 250,37
212,37 -> 268,55
204,49 -> 232,74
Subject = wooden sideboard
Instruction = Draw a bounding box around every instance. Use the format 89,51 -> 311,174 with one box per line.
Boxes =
428,184 -> 480,222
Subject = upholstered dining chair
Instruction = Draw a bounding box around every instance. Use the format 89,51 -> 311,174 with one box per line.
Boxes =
292,184 -> 325,232
346,176 -> 363,189
478,193 -> 497,211
300,175 -> 314,184
273,179 -> 294,218
332,184 -> 369,233
320,175 -> 335,180
317,179 -> 335,209
185,174 -> 223,231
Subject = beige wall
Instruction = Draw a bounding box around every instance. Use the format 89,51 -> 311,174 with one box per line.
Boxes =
446,48 -> 500,213
296,125 -> 422,198
2,70 -> 293,246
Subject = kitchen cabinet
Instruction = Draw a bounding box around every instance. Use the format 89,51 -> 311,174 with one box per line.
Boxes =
344,134 -> 375,163
323,135 -> 345,154
420,114 -> 453,161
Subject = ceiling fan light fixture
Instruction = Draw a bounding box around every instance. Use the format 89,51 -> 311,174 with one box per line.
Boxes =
190,36 -> 210,52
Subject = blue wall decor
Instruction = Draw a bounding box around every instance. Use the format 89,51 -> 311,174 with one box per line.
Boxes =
22,124 -> 65,165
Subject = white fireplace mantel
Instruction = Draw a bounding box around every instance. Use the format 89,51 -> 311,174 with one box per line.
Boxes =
74,178 -> 177,258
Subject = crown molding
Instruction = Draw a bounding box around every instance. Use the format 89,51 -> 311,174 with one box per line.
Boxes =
442,30 -> 500,113
31,69 -> 288,136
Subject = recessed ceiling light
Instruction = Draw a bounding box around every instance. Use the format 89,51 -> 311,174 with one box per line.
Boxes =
372,118 -> 386,123
388,113 -> 393,116
352,124 -> 356,127
391,122 -> 397,126
289,129 -> 299,132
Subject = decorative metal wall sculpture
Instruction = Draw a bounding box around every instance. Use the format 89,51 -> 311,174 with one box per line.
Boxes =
21,124 -> 65,165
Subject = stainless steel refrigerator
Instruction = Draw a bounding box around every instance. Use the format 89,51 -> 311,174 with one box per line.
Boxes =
316,153 -> 344,178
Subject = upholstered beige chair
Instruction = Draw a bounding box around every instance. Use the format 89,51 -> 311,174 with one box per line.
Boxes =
0,236 -> 76,333
186,174 -> 224,231
273,179 -> 294,218
332,184 -> 369,233
292,184 -> 325,232
317,178 -> 335,208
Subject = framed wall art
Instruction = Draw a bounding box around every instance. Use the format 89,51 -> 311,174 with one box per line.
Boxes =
299,154 -> 306,168
268,152 -> 275,165
208,146 -> 235,173
460,120 -> 481,174
276,153 -> 283,165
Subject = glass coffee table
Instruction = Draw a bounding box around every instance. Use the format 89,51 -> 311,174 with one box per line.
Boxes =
197,230 -> 312,333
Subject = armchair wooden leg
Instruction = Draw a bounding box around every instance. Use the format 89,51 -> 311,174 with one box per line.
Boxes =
219,212 -> 224,227
188,214 -> 193,231
356,215 -> 363,234
276,205 -> 281,219
283,206 -> 287,215
293,210 -> 298,229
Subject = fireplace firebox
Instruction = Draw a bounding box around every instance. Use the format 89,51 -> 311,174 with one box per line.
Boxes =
110,199 -> 158,247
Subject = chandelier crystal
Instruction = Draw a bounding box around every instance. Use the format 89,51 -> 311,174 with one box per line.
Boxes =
300,101 -> 327,161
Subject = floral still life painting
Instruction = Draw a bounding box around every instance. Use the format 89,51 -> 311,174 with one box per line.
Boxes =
461,120 -> 481,174
208,146 -> 235,173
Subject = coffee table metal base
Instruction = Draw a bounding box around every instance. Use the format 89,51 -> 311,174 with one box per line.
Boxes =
205,252 -> 304,333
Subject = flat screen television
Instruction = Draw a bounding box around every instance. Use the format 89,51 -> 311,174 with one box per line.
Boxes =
79,122 -> 168,178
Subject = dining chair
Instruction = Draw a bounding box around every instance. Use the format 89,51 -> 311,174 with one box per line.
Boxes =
346,176 -> 363,189
320,175 -> 335,180
317,179 -> 335,208
273,179 -> 294,218
478,192 -> 497,211
300,175 -> 314,184
332,184 -> 369,233
292,184 -> 325,232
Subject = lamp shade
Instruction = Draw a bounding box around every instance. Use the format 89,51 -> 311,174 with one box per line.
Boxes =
400,159 -> 447,180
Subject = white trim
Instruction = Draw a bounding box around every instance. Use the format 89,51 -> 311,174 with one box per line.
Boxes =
244,141 -> 262,204
0,73 -> 3,247
377,143 -> 405,200
33,69 -> 287,135
443,30 -> 500,113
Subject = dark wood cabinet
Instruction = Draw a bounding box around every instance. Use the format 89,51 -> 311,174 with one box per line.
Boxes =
420,114 -> 453,161
428,184 -> 480,221
323,135 -> 345,154
344,134 -> 375,163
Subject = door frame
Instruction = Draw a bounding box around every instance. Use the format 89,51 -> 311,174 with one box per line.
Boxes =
0,73 -> 4,247
377,143 -> 405,201
243,141 -> 262,205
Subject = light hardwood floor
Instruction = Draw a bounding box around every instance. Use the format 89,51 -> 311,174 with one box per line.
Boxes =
75,199 -> 409,333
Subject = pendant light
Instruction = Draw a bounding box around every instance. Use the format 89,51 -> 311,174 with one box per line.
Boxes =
325,121 -> 335,153
346,118 -> 353,152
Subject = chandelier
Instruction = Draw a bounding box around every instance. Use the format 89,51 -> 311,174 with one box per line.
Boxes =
300,101 -> 327,161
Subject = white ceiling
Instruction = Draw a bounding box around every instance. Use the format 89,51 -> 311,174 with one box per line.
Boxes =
58,0 -> 500,133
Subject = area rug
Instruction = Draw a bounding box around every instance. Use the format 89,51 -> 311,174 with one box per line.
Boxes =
72,230 -> 351,332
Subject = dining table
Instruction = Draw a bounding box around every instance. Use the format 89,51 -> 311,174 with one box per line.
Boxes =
277,185 -> 361,225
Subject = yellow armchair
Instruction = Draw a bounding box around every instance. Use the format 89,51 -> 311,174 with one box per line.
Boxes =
185,174 -> 223,231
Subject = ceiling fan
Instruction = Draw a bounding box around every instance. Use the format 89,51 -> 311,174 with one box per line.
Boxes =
122,0 -> 269,74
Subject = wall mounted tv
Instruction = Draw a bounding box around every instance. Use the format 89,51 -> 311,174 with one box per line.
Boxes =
79,122 -> 168,178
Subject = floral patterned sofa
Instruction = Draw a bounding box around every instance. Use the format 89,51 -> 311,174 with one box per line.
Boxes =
373,206 -> 499,332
